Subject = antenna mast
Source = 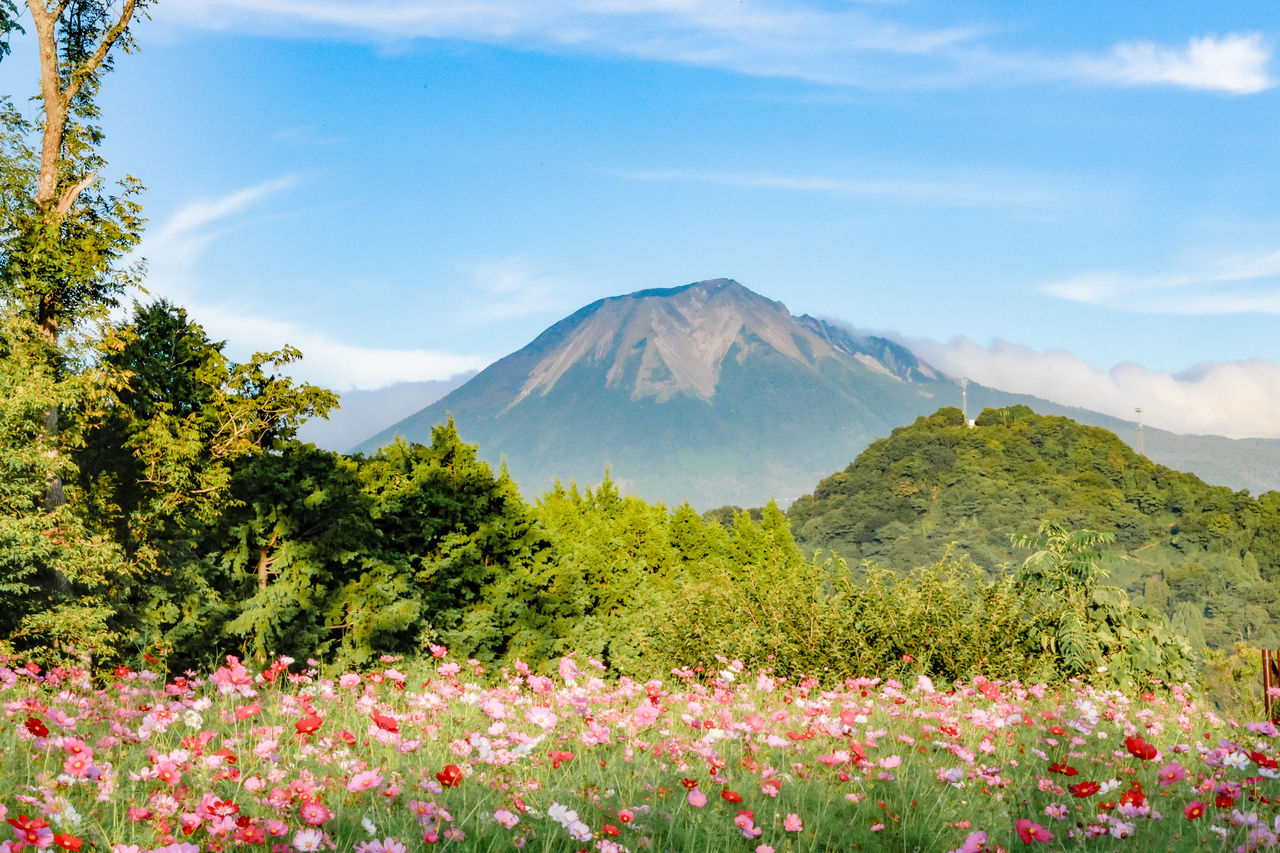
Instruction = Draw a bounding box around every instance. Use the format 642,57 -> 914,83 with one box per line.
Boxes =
1135,407 -> 1144,456
960,377 -> 969,424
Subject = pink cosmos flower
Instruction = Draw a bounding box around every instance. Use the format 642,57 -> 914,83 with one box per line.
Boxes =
633,704 -> 660,726
1014,819 -> 1053,843
493,810 -> 519,829
783,814 -> 803,832
1044,803 -> 1068,820
63,755 -> 90,778
298,802 -> 332,826
1156,762 -> 1187,786
155,761 -> 182,787
949,830 -> 986,853
687,788 -> 707,808
347,771 -> 384,793
757,847 -> 774,853
338,674 -> 361,689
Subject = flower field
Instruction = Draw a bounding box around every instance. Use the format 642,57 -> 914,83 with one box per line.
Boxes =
3,652 -> 1279,853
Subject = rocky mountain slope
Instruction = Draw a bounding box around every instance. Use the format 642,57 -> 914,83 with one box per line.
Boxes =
356,279 -> 1280,506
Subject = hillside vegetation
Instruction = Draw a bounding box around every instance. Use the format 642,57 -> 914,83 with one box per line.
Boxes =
788,405 -> 1280,651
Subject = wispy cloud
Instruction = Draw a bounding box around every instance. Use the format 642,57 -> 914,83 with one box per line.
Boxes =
136,180 -> 491,390
616,168 -> 1060,208
904,335 -> 1280,440
1043,246 -> 1280,314
156,0 -> 1274,93
463,257 -> 594,322
1078,33 -> 1274,95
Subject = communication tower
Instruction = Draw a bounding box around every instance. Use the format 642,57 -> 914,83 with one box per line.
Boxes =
1135,407 -> 1144,456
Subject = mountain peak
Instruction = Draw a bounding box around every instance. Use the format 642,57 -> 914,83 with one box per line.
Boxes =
513,278 -> 845,406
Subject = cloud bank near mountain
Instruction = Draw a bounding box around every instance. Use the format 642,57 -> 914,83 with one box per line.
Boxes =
903,335 -> 1280,440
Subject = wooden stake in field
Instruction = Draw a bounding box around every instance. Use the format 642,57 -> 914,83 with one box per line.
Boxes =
1264,649 -> 1280,721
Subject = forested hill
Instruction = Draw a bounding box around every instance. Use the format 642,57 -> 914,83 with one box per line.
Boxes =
786,405 -> 1280,650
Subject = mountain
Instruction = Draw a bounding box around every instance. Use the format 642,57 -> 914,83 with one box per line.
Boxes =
786,405 -> 1280,651
356,279 -> 1280,507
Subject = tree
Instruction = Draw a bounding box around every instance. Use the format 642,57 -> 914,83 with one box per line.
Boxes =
75,300 -> 336,667
1012,520 -> 1195,682
0,0 -> 149,513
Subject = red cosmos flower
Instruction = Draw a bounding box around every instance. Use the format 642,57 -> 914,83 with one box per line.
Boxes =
295,715 -> 323,735
681,778 -> 699,790
721,790 -> 744,804
23,716 -> 49,738
1215,793 -> 1236,809
436,764 -> 463,788
1047,726 -> 1066,736
372,712 -> 399,733
1184,801 -> 1206,820
53,833 -> 82,851
8,815 -> 53,847
548,750 -> 576,770
1119,782 -> 1146,808
1070,781 -> 1101,798
1048,762 -> 1079,777
1251,751 -> 1279,770
339,730 -> 357,747
235,704 -> 262,721
208,799 -> 239,817
600,825 -> 619,837
1124,735 -> 1158,761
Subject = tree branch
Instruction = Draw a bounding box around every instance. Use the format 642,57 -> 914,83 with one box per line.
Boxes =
54,169 -> 95,218
64,0 -> 138,106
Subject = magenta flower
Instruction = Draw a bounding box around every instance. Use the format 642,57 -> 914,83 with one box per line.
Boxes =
687,788 -> 708,808
1156,761 -> 1187,786
1014,819 -> 1053,843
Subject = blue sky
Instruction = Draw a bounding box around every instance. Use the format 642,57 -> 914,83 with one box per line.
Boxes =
4,0 -> 1280,441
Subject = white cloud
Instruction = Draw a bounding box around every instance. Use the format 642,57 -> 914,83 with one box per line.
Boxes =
1080,33 -> 1274,95
156,0 -> 1274,93
135,180 -> 491,391
1043,245 -> 1280,314
616,168 -> 1059,208
905,335 -> 1280,439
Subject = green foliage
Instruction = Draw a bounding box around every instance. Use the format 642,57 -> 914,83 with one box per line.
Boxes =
789,406 -> 1280,656
0,304 -> 132,662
